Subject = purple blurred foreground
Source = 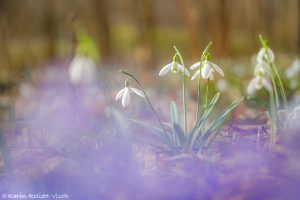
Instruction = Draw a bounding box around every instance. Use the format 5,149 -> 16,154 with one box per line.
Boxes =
0,66 -> 300,200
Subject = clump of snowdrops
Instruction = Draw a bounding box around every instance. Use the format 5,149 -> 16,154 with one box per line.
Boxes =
116,43 -> 244,155
247,35 -> 288,150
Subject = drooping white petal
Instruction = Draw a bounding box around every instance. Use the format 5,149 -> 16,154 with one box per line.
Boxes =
190,62 -> 201,70
201,63 -> 211,79
211,62 -> 224,77
254,61 -> 270,76
257,48 -> 265,62
178,64 -> 190,77
191,70 -> 200,80
267,48 -> 275,62
257,48 -> 275,63
262,78 -> 273,92
130,87 -> 145,97
159,62 -> 173,76
122,87 -> 131,107
115,88 -> 125,100
247,77 -> 260,95
209,72 -> 214,80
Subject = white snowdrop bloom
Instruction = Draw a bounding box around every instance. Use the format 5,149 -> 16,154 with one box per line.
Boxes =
115,81 -> 145,107
191,61 -> 224,80
190,62 -> 201,70
159,62 -> 190,77
68,56 -> 98,85
254,60 -> 271,76
256,48 -> 275,63
247,75 -> 272,95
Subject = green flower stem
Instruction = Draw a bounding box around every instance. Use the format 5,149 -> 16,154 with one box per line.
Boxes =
269,89 -> 276,151
271,62 -> 288,109
173,46 -> 187,136
196,77 -> 202,121
260,35 -> 287,109
119,70 -> 168,136
196,42 -> 212,122
270,72 -> 280,108
204,79 -> 210,112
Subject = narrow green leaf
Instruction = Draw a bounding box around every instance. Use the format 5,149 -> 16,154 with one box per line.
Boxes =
189,93 -> 220,146
130,119 -> 166,140
170,101 -> 180,145
130,119 -> 178,152
173,123 -> 186,150
107,108 -> 130,140
196,96 -> 244,150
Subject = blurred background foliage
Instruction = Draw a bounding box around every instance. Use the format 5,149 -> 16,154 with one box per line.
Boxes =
0,0 -> 300,86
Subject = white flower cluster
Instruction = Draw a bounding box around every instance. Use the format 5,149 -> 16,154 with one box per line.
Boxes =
116,53 -> 224,108
159,59 -> 224,80
247,48 -> 273,95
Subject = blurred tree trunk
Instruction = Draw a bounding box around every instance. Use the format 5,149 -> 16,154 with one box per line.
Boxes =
217,0 -> 230,56
0,0 -> 11,68
296,1 -> 300,53
92,0 -> 112,61
177,0 -> 201,57
262,0 -> 274,41
0,0 -> 14,83
43,0 -> 57,59
133,0 -> 156,69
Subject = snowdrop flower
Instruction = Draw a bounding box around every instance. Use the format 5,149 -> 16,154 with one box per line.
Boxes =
247,75 -> 272,95
159,61 -> 190,77
191,61 -> 224,80
257,47 -> 275,63
254,60 -> 271,76
68,56 -> 97,85
115,79 -> 145,107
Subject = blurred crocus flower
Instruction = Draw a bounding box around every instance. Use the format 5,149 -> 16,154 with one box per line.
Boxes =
191,61 -> 224,80
257,47 -> 275,63
159,62 -> 190,77
68,56 -> 98,85
115,80 -> 145,107
247,75 -> 272,95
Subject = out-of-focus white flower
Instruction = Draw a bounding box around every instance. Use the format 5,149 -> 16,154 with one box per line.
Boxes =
257,47 -> 275,63
159,62 -> 190,77
247,75 -> 272,95
216,79 -> 228,92
68,56 -> 97,85
289,79 -> 298,90
115,80 -> 145,107
191,61 -> 224,80
285,59 -> 300,79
